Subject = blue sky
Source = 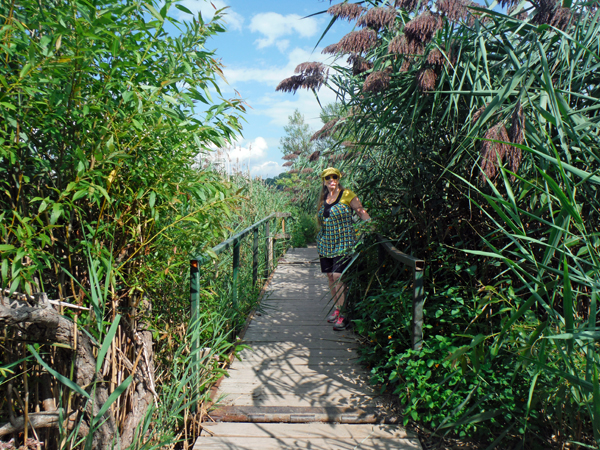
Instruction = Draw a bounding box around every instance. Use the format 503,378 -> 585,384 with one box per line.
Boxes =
170,0 -> 354,178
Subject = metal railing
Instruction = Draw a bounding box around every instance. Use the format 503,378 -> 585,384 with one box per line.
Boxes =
377,235 -> 425,351
189,212 -> 291,346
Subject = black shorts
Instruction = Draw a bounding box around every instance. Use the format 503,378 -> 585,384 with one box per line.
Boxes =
319,255 -> 352,274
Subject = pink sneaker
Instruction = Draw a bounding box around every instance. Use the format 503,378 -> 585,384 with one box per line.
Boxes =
326,308 -> 340,323
333,315 -> 350,331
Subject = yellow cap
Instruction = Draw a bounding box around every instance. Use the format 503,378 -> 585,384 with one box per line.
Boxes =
320,167 -> 342,180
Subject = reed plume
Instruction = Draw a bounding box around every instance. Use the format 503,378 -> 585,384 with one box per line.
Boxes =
498,0 -> 520,7
327,2 -> 366,20
311,118 -> 340,141
357,7 -> 397,30
426,48 -> 444,65
471,104 -> 488,124
508,5 -> 528,20
416,67 -> 437,91
395,0 -> 421,12
388,34 -> 424,56
282,161 -> 293,167
276,62 -> 327,93
480,123 -> 510,183
549,6 -> 572,30
322,42 -> 341,55
301,168 -> 314,174
363,71 -> 391,93
467,2 -> 491,26
337,28 -> 378,54
437,0 -> 469,21
309,150 -> 321,162
282,153 -> 298,160
289,169 -> 298,174
295,62 -> 326,76
508,102 -> 524,178
348,54 -> 373,75
276,75 -> 305,94
404,11 -> 443,43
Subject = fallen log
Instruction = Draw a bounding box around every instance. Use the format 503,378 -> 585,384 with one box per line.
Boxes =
0,410 -> 78,437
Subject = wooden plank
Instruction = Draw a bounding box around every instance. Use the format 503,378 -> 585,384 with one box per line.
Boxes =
219,373 -> 376,395
247,320 -> 331,326
195,436 -> 422,449
193,248 -> 419,450
243,329 -> 357,341
214,392 -> 379,408
237,356 -> 359,366
233,358 -> 359,368
201,423 -> 407,438
237,347 -> 359,360
224,366 -> 369,378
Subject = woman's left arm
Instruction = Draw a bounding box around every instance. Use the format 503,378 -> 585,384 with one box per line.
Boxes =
350,197 -> 371,221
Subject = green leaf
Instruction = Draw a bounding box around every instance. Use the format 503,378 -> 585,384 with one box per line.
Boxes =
0,244 -> 15,251
28,345 -> 90,399
145,3 -> 164,22
91,375 -> 133,428
175,4 -> 193,15
96,315 -> 121,373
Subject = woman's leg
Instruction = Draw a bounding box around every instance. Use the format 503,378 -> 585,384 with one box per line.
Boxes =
326,273 -> 339,305
330,272 -> 346,309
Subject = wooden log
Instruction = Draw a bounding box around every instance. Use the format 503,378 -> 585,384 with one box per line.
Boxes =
0,410 -> 77,437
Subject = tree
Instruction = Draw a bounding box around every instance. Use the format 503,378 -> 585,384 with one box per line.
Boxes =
279,109 -> 314,157
278,0 -> 600,446
0,0 -> 244,448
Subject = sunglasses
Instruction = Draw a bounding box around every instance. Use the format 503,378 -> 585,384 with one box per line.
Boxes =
324,174 -> 339,181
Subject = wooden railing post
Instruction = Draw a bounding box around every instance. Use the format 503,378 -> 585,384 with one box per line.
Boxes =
252,228 -> 259,287
232,237 -> 240,307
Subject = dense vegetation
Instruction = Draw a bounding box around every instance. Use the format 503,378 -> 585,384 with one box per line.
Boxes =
278,0 -> 600,447
0,1 -> 298,449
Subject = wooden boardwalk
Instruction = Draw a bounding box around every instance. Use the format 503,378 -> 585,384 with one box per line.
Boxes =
196,247 -> 422,449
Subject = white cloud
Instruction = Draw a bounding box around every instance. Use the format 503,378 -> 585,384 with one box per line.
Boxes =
227,136 -> 268,161
276,40 -> 290,53
258,87 -> 340,128
176,0 -> 244,31
205,138 -> 284,178
250,161 -> 283,178
223,47 -> 337,88
249,13 -> 319,50
207,136 -> 268,167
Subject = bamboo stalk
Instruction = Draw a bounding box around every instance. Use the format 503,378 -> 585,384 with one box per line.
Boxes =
23,344 -> 28,443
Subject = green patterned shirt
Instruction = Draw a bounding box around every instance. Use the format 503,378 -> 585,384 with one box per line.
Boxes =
317,189 -> 358,257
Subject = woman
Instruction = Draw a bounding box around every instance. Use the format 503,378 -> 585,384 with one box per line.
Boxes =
317,167 -> 371,331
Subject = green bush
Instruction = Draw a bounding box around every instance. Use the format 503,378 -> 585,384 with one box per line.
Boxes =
290,211 -> 318,248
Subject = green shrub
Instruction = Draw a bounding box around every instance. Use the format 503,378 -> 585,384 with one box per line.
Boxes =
290,211 -> 318,248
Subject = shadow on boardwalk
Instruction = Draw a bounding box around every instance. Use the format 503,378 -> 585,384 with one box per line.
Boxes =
197,247 -> 422,450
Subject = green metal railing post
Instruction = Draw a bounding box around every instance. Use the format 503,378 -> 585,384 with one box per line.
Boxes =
377,235 -> 425,351
232,237 -> 240,307
412,269 -> 424,350
189,258 -> 200,402
189,212 -> 292,383
252,228 -> 259,287
264,220 -> 270,280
